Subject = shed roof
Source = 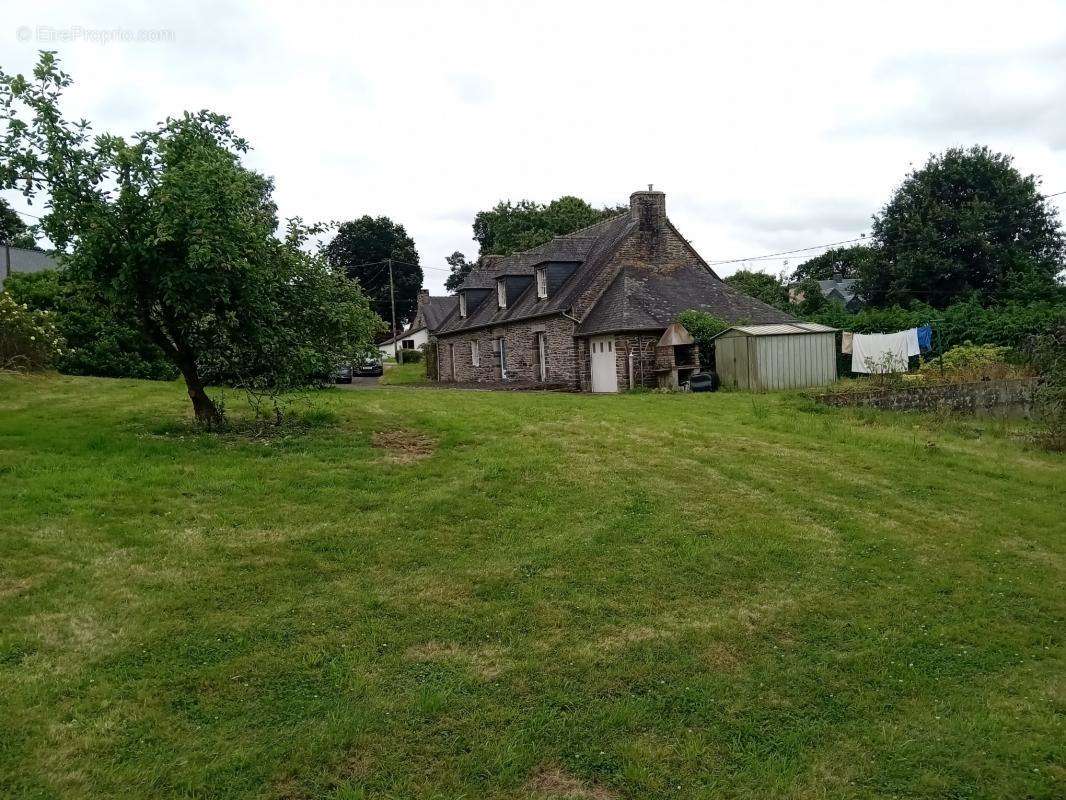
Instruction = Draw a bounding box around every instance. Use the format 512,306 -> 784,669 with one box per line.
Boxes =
715,322 -> 837,339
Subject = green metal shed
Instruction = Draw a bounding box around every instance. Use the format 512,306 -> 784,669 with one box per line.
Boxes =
712,323 -> 837,391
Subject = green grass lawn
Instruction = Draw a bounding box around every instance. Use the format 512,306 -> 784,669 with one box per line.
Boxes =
1,374 -> 1063,799
379,360 -> 428,385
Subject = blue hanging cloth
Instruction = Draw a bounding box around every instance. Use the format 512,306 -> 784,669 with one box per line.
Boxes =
916,324 -> 933,352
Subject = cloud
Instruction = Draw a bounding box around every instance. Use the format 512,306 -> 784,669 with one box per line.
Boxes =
5,0 -> 1066,293
449,73 -> 494,105
838,43 -> 1066,149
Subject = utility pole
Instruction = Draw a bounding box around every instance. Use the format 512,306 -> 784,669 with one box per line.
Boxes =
387,257 -> 403,365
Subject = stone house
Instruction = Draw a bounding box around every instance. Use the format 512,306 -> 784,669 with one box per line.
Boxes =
377,290 -> 458,358
434,189 -> 795,392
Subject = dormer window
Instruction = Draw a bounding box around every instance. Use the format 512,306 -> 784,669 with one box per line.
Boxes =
536,268 -> 548,299
459,293 -> 467,318
497,279 -> 507,309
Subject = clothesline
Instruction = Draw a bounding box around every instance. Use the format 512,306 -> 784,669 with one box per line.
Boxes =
841,322 -> 941,374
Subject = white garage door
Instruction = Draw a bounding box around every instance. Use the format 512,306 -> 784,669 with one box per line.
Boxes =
590,336 -> 618,393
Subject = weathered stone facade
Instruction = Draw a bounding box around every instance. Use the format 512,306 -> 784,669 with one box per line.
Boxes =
577,334 -> 659,392
437,316 -> 579,388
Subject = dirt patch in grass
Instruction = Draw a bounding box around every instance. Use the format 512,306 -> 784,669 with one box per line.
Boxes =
405,640 -> 508,680
595,625 -> 662,650
0,575 -> 33,599
703,641 -> 743,671
526,765 -> 619,799
372,429 -> 436,464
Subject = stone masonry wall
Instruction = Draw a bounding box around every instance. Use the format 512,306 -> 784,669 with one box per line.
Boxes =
815,378 -> 1038,417
574,333 -> 660,391
616,335 -> 659,390
437,315 -> 579,388
572,221 -> 709,321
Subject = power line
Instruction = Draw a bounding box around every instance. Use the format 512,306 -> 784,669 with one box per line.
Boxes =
12,189 -> 1065,269
709,188 -> 1066,267
708,236 -> 871,266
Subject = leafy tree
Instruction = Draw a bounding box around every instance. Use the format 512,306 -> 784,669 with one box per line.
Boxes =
677,309 -> 730,368
865,146 -> 1065,308
0,197 -> 37,247
325,216 -> 423,326
792,276 -> 837,316
723,269 -> 790,310
791,244 -> 879,283
444,250 -> 474,292
0,53 -> 379,425
473,195 -> 625,257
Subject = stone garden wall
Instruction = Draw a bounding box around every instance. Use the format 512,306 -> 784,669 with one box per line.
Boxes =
816,378 -> 1039,417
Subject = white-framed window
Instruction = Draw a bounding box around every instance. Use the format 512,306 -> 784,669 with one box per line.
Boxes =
497,279 -> 507,309
536,268 -> 547,299
459,293 -> 467,318
495,337 -> 508,378
470,339 -> 480,367
402,339 -> 415,349
534,332 -> 547,381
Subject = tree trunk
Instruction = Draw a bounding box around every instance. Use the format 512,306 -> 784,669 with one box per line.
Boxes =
178,359 -> 223,427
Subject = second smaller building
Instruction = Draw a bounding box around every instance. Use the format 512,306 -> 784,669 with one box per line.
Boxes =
712,323 -> 837,391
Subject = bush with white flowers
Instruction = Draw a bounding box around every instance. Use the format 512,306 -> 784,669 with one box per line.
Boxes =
0,291 -> 65,371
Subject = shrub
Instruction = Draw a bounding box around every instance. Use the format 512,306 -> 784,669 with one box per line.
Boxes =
918,342 -> 1023,382
3,271 -> 178,381
1032,325 -> 1065,450
0,291 -> 64,371
398,348 -> 423,363
677,309 -> 730,368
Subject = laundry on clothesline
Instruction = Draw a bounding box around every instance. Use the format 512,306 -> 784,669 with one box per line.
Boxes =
916,324 -> 932,352
850,328 -> 920,374
841,331 -> 854,354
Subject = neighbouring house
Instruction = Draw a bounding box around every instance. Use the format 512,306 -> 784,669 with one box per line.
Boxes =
1,244 -> 57,290
434,188 -> 797,392
788,275 -> 863,312
377,289 -> 459,358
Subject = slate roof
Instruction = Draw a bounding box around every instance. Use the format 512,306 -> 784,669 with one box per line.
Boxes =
420,295 -> 459,331
0,245 -> 58,289
441,213 -> 634,334
379,295 -> 458,345
438,207 -> 797,337
817,277 -> 859,303
577,263 -> 796,334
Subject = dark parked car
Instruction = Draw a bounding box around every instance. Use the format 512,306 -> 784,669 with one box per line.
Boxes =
354,356 -> 384,377
333,364 -> 353,384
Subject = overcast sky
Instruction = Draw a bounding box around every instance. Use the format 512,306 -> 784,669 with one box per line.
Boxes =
4,0 -> 1066,293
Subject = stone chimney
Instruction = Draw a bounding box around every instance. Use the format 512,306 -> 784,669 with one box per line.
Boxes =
417,288 -> 430,307
630,185 -> 666,233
